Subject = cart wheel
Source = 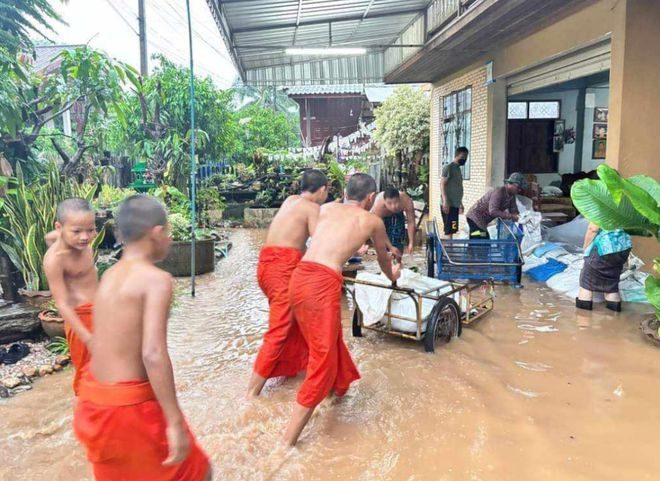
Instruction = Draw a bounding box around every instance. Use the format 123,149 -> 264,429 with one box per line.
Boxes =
426,236 -> 435,278
352,309 -> 362,337
424,298 -> 461,353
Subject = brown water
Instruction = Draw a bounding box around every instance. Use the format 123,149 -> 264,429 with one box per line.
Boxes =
1,229 -> 659,481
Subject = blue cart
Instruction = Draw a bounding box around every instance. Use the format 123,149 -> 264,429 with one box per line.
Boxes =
426,219 -> 524,287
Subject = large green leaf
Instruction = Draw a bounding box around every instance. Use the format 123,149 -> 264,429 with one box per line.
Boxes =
629,175 -> 660,207
571,179 -> 656,236
597,164 -> 660,226
645,275 -> 660,321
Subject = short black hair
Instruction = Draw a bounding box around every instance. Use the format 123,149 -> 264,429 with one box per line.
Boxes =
56,198 -> 94,223
383,187 -> 400,199
115,195 -> 167,243
346,173 -> 377,201
455,146 -> 469,156
301,169 -> 328,193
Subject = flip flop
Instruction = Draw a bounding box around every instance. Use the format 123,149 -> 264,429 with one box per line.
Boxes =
1,342 -> 30,365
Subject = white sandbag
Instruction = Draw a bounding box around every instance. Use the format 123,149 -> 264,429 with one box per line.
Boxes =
354,269 -> 459,333
546,216 -> 589,247
518,211 -> 543,255
522,255 -> 548,273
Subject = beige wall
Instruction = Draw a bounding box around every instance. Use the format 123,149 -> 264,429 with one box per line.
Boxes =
429,66 -> 489,225
607,0 -> 660,265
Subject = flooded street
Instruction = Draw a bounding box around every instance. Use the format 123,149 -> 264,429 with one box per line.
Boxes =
1,228 -> 659,481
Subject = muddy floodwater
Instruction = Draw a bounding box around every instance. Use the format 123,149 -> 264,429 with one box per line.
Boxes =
2,229 -> 659,481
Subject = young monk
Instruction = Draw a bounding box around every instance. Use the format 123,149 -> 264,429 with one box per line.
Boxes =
43,198 -> 97,395
284,173 -> 401,446
74,195 -> 211,481
247,169 -> 329,398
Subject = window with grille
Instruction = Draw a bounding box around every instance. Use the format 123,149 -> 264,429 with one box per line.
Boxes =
507,100 -> 560,119
442,87 -> 472,179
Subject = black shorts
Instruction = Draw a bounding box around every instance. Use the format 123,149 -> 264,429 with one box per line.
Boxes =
441,207 -> 460,235
467,217 -> 490,239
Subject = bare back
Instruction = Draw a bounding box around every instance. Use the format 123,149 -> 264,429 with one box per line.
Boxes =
303,203 -> 384,271
91,260 -> 170,383
43,242 -> 97,309
264,195 -> 320,250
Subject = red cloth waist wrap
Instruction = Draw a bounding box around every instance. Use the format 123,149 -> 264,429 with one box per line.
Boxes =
65,303 -> 94,396
253,246 -> 309,379
74,373 -> 210,481
288,261 -> 360,408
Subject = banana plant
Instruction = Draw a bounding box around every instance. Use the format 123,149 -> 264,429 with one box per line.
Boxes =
571,164 -> 660,333
0,162 -> 98,291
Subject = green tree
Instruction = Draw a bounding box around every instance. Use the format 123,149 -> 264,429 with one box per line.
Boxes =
236,103 -> 299,161
374,86 -> 430,188
0,0 -> 63,56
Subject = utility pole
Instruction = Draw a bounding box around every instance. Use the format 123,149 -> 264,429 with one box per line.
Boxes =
138,0 -> 148,76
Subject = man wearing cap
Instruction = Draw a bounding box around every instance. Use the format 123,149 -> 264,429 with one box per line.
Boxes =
465,173 -> 525,239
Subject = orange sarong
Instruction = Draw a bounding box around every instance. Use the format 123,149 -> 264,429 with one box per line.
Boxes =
288,261 -> 361,408
65,303 -> 94,395
74,374 -> 210,481
253,246 -> 309,379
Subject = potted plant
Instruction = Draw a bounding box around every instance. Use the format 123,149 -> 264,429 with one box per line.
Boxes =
157,213 -> 215,277
38,298 -> 65,338
571,164 -> 659,344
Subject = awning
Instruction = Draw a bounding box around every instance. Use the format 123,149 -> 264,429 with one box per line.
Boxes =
204,0 -> 429,86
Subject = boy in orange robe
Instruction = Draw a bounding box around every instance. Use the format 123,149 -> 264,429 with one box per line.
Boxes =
247,169 -> 329,398
73,195 -> 211,481
44,198 -> 98,395
284,173 -> 401,446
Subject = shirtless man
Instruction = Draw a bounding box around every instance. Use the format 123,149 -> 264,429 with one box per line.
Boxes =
74,195 -> 210,480
43,198 -> 97,395
371,187 -> 416,254
284,173 -> 401,446
247,169 -> 328,398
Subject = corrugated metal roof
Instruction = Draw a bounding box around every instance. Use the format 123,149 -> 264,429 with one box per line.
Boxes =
32,44 -> 83,74
205,0 -> 429,86
285,84 -> 367,96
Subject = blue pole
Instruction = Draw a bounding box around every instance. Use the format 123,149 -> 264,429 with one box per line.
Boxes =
185,0 -> 197,297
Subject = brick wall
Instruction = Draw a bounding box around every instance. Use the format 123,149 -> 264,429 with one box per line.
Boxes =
429,67 -> 490,226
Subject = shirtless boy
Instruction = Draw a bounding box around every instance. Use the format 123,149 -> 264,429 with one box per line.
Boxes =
74,195 -> 210,480
247,169 -> 328,398
43,198 -> 97,395
371,187 -> 416,254
284,173 -> 401,446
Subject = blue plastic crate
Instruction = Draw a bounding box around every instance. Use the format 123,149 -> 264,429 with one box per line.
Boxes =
427,219 -> 523,285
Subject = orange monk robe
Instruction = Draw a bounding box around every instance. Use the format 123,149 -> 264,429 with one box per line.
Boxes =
253,246 -> 309,379
65,303 -> 94,395
74,374 -> 210,481
288,261 -> 361,408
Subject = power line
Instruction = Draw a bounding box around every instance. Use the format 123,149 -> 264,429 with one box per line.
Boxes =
104,0 -> 139,35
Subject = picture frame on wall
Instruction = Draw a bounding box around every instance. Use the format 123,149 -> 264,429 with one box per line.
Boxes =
594,107 -> 608,123
553,135 -> 564,152
593,123 -> 607,139
554,119 -> 565,136
593,138 -> 607,159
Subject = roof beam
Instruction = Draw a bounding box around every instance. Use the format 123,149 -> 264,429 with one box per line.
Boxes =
232,8 -> 425,34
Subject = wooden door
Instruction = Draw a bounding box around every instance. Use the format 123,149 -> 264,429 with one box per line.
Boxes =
506,119 -> 557,174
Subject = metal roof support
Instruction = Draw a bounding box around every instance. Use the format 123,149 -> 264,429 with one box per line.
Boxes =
231,8 -> 426,34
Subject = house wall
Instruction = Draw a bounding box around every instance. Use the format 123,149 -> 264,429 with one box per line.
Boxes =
293,95 -> 364,147
429,67 -> 489,224
581,86 -> 610,172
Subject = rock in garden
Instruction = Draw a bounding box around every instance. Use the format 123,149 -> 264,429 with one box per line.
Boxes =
21,366 -> 37,378
12,384 -> 32,394
0,386 -> 10,398
2,377 -> 21,389
0,303 -> 41,343
52,363 -> 63,371
38,365 -> 54,376
54,355 -> 70,366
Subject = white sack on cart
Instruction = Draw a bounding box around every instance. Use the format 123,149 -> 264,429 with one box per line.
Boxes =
354,269 -> 461,333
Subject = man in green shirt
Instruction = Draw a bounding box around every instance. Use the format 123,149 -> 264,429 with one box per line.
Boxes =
439,147 -> 468,238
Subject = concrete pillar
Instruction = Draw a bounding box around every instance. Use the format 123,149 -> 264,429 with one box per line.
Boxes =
488,80 -> 507,185
608,0 -> 660,266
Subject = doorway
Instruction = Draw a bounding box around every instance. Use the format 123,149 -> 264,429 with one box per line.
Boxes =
506,119 -> 557,174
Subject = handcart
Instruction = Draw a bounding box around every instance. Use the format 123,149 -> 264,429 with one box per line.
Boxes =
343,277 -> 495,353
426,218 -> 524,287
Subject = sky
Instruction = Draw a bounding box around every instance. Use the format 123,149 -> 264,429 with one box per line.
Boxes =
49,0 -> 238,88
